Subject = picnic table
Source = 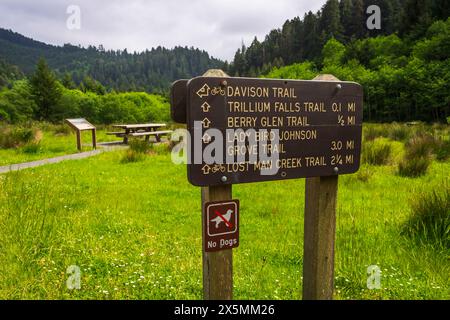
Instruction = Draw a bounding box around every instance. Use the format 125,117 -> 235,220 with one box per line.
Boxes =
107,123 -> 172,144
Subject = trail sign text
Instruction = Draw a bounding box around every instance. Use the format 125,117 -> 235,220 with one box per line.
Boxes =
172,77 -> 363,186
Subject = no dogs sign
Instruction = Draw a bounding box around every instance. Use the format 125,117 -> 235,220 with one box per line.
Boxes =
203,200 -> 239,252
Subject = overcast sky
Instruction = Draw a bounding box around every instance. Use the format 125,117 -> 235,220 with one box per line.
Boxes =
0,0 -> 326,61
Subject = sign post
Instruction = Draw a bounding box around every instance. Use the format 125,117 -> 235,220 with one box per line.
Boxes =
170,71 -> 362,300
202,186 -> 234,299
200,69 -> 233,300
303,175 -> 337,299
302,74 -> 340,300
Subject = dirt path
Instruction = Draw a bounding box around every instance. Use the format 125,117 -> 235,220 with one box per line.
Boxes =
0,143 -> 127,174
0,150 -> 104,174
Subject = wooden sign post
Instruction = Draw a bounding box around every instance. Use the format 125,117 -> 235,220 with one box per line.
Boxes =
303,175 -> 337,299
302,74 -> 340,300
200,69 -> 233,300
201,185 -> 233,299
170,71 -> 362,301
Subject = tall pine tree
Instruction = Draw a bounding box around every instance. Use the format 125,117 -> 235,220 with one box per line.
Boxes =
340,0 -> 354,41
400,0 -> 433,38
303,11 -> 321,61
30,58 -> 61,120
320,0 -> 345,42
349,0 -> 367,39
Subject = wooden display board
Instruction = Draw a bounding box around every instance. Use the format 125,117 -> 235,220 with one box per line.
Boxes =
65,118 -> 97,151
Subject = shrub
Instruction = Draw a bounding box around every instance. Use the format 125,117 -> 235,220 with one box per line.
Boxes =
22,141 -> 41,154
418,125 -> 450,161
0,126 -> 39,148
362,139 -> 392,165
398,156 -> 431,177
404,133 -> 435,158
387,123 -> 411,141
398,133 -> 435,177
355,165 -> 373,182
402,187 -> 450,248
403,130 -> 450,161
363,124 -> 387,141
0,109 -> 9,122
432,138 -> 450,161
129,138 -> 152,154
121,138 -> 152,163
152,142 -> 171,155
121,149 -> 146,163
264,62 -> 317,80
52,124 -> 72,136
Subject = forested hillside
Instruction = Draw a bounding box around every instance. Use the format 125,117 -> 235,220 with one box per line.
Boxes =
0,58 -> 170,124
265,18 -> 450,122
229,0 -> 449,76
0,28 -> 224,93
229,0 -> 449,122
1,0 -> 449,124
0,58 -> 23,87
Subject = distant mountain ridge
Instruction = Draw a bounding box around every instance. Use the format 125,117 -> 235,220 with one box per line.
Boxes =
0,28 -> 225,93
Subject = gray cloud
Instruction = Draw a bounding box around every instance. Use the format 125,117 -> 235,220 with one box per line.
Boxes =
0,0 -> 326,61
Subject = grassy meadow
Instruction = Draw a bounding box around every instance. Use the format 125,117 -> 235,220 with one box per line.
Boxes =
0,123 -> 125,166
0,122 -> 448,300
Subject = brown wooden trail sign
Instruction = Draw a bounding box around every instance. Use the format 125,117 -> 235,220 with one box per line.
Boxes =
65,118 -> 97,151
172,76 -> 363,186
170,70 -> 363,300
170,79 -> 188,123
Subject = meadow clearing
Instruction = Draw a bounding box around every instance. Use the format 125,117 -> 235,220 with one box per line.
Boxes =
0,122 -> 448,300
0,124 -> 125,166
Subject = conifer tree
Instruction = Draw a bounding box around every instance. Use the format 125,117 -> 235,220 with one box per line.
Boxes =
30,58 -> 61,120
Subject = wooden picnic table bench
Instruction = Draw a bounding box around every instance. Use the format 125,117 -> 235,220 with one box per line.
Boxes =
130,130 -> 173,137
107,123 -> 172,144
106,131 -> 127,136
130,130 -> 173,142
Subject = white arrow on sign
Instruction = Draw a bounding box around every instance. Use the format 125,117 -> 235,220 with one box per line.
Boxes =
202,118 -> 211,128
201,102 -> 211,112
202,164 -> 211,174
196,84 -> 210,98
202,133 -> 212,143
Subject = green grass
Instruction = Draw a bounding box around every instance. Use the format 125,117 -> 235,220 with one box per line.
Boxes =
0,145 -> 449,299
362,138 -> 393,165
402,186 -> 450,248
